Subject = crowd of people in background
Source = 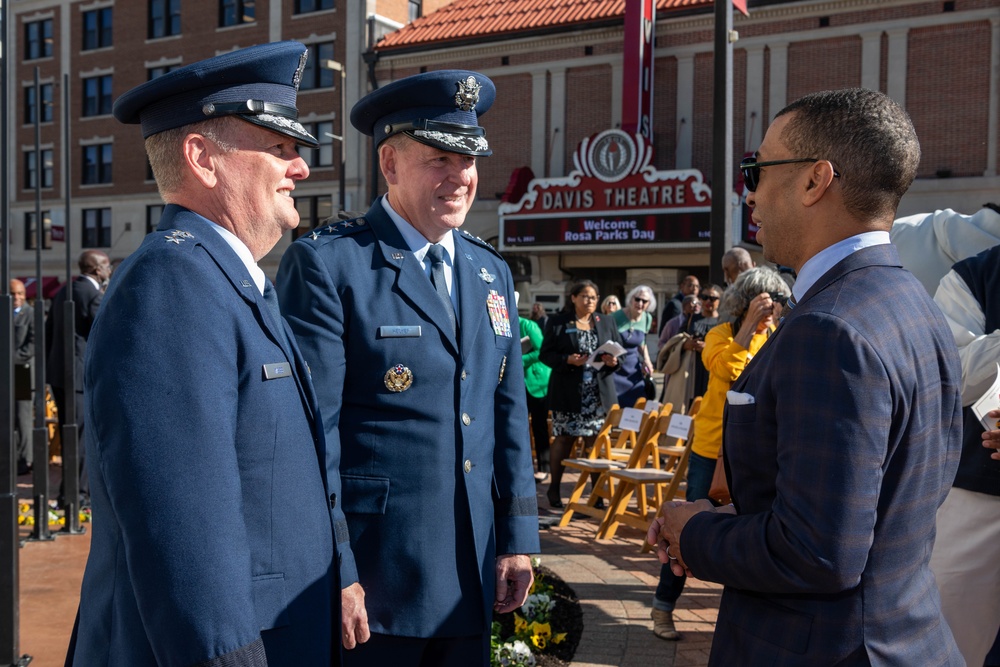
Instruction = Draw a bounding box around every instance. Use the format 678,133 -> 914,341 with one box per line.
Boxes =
8,58 -> 1000,667
12,250 -> 111,515
515,105 -> 1000,664
18,216 -> 1000,665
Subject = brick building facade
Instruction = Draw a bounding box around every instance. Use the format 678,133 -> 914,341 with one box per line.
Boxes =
5,0 -> 424,282
5,0 -> 999,309
368,0 -> 1000,311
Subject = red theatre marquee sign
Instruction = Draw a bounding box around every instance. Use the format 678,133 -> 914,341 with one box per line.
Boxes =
498,129 -> 713,251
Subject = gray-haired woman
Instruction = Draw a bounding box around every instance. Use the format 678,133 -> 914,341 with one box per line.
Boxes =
611,284 -> 657,407
650,266 -> 789,640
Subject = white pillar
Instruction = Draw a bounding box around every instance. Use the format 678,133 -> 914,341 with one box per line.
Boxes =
611,60 -> 624,129
531,70 -> 548,176
987,17 -> 999,176
767,41 -> 789,121
885,27 -> 909,106
744,44 -> 765,152
675,54 -> 694,168
860,30 -> 882,91
549,68 -> 567,177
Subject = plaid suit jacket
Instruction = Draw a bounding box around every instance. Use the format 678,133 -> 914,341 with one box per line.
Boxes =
682,244 -> 964,666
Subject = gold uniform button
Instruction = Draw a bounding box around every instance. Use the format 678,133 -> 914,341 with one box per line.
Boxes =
462,413 -> 472,426
464,460 -> 472,473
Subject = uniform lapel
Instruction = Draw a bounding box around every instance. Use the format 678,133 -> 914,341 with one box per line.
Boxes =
157,207 -> 259,309
366,205 -> 460,355
156,206 -> 317,423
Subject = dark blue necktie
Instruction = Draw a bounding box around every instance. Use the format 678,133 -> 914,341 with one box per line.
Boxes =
427,244 -> 457,335
262,280 -> 292,352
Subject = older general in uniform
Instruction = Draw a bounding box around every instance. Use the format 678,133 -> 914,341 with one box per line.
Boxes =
277,70 -> 540,666
67,42 -> 344,666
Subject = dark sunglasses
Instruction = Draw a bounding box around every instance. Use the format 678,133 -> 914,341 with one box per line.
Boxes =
634,297 -> 649,304
740,157 -> 840,192
768,292 -> 789,306
699,294 -> 719,302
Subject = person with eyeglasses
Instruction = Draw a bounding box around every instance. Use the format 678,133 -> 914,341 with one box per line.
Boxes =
649,88 -> 963,666
659,275 -> 700,337
649,267 -> 787,641
611,285 -> 657,407
655,294 -> 702,419
657,284 -> 723,417
657,293 -> 702,350
600,295 -> 622,315
540,280 -> 623,508
689,284 -> 724,401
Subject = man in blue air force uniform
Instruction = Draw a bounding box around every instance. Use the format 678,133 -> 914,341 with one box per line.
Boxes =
67,42 -> 344,666
277,70 -> 541,666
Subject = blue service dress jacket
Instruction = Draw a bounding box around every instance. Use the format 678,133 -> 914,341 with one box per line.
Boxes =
69,206 -> 344,667
276,198 -> 541,639
681,244 -> 964,666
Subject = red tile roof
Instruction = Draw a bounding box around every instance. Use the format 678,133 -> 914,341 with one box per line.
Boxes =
376,0 -> 713,52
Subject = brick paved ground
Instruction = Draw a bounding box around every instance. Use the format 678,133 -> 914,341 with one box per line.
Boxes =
17,465 -> 89,667
537,471 -> 721,667
12,466 -> 722,667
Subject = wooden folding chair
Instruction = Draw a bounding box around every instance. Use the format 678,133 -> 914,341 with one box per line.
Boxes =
608,403 -> 658,461
557,407 -> 660,529
602,397 -> 648,460
567,404 -> 622,460
656,396 -> 702,471
598,397 -> 702,541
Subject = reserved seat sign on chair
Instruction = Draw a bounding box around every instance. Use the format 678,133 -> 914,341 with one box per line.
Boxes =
608,407 -> 647,462
557,405 -> 670,532
618,407 -> 644,433
599,397 -> 702,542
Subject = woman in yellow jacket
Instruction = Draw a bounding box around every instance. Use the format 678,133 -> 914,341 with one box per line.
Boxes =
650,266 -> 791,640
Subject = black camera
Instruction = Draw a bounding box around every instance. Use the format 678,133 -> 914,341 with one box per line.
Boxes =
768,292 -> 789,307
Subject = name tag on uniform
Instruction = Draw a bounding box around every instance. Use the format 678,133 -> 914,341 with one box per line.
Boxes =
378,325 -> 422,338
263,363 -> 293,380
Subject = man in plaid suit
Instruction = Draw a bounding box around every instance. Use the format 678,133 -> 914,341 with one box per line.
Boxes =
650,89 -> 963,666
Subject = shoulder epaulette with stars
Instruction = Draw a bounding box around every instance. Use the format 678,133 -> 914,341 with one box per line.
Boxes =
459,229 -> 502,259
162,229 -> 195,246
305,217 -> 371,241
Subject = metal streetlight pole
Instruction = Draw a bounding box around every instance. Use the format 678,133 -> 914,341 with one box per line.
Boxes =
0,3 -> 33,661
28,68 -> 52,545
709,0 -> 736,288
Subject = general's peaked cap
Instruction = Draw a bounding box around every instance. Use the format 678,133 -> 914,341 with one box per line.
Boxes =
113,41 -> 318,147
351,70 -> 495,156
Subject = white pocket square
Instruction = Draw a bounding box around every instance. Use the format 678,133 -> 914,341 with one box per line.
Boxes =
726,390 -> 755,405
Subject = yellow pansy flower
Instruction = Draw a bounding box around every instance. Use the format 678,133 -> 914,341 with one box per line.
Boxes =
514,613 -> 528,634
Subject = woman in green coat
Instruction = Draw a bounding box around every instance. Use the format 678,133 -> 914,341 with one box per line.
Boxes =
521,316 -> 552,480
